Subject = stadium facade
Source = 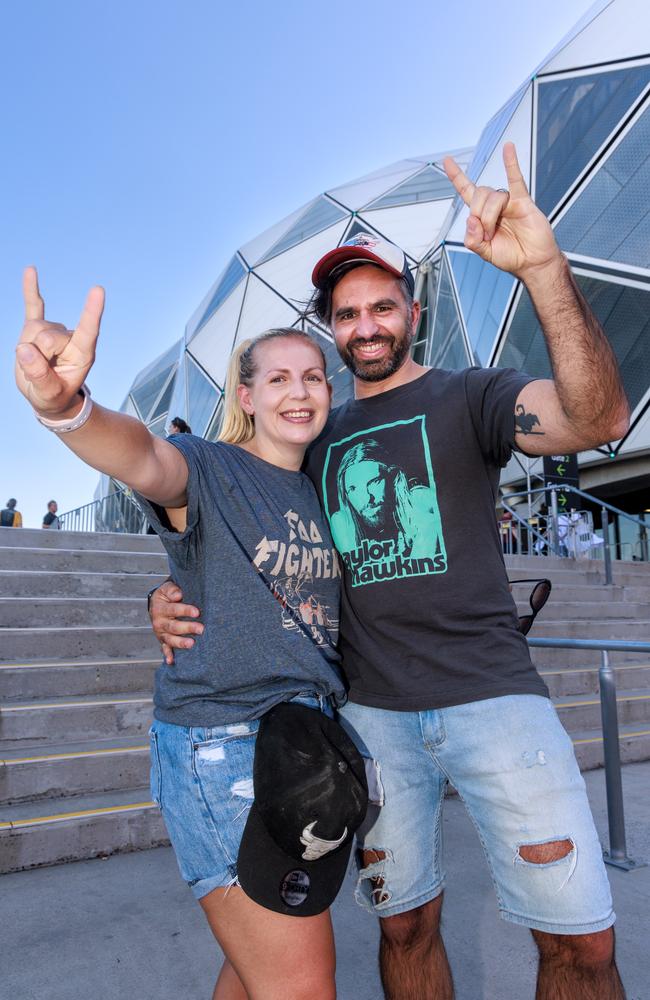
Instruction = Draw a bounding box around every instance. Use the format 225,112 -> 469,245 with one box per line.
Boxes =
102,0 -> 650,552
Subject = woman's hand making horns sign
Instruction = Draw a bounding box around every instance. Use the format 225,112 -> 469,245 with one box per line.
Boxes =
443,142 -> 562,279
15,266 -> 105,420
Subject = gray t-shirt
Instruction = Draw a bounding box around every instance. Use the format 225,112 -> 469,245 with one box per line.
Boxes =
137,436 -> 346,726
305,366 -> 549,711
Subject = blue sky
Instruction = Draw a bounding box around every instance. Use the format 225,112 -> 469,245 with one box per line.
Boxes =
1,0 -> 596,527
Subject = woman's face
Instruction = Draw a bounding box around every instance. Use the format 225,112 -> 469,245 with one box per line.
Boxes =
238,338 -> 331,455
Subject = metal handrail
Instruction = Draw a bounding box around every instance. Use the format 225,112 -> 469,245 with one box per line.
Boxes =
59,489 -> 147,534
504,483 -> 649,532
528,636 -> 650,871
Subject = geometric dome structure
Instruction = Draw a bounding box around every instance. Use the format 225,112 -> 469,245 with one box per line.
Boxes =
117,0 -> 650,524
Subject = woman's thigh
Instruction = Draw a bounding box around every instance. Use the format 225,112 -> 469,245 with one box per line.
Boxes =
201,886 -> 336,1000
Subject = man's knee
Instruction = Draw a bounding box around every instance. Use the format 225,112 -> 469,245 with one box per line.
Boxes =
517,837 -> 573,864
379,896 -> 444,951
532,926 -> 616,969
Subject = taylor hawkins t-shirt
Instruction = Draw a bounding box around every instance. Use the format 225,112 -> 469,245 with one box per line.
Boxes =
305,366 -> 549,711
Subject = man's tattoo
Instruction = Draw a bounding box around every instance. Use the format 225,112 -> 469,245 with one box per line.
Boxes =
515,404 -> 545,436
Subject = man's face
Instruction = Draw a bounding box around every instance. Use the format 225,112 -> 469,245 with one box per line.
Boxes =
49,502 -> 57,514
330,265 -> 419,382
343,460 -> 387,527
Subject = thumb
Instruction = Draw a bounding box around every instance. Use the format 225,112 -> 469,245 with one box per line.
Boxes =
16,343 -> 67,406
464,216 -> 492,261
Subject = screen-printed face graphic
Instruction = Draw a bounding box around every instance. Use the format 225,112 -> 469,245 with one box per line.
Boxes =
322,417 -> 447,587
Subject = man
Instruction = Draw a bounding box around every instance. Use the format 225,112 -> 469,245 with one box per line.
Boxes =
149,145 -> 628,999
0,498 -> 22,527
42,500 -> 60,529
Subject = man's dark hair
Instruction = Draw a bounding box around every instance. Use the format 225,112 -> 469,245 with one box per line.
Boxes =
170,417 -> 192,434
6,499 -> 17,509
310,262 -> 414,327
48,500 -> 57,507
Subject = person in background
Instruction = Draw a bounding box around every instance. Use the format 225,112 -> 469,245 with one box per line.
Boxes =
168,416 -> 191,435
1,498 -> 22,527
42,499 -> 61,529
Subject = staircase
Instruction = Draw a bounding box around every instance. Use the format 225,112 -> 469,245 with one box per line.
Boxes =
1,529 -> 649,874
507,554 -> 650,770
0,527 -> 168,874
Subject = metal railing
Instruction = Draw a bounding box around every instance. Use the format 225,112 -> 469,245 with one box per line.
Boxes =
528,636 -> 649,871
500,484 -> 649,583
59,489 -> 147,534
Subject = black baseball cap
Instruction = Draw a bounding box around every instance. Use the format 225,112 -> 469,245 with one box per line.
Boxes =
312,232 -> 415,295
237,702 -> 368,917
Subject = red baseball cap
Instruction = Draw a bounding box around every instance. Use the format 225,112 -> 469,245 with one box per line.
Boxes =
312,232 -> 415,294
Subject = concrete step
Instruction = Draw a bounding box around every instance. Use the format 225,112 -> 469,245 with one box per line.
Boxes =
0,570 -> 167,599
0,787 -> 167,873
0,547 -> 168,575
572,724 -> 650,771
0,527 -> 164,553
516,600 -> 649,621
554,689 -> 650,732
540,662 -> 650,697
0,597 -> 150,628
505,555 -> 650,587
0,739 -> 149,804
0,693 -> 153,748
0,658 -> 159,700
0,626 -> 161,663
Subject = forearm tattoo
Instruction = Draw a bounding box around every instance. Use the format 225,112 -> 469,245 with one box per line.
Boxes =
515,404 -> 545,436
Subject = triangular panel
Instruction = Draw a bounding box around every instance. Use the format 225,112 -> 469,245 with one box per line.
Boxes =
239,203 -> 308,267
445,85 -> 533,243
188,275 -> 248,384
185,358 -> 220,438
147,415 -> 168,438
188,256 -> 247,341
427,255 -> 472,371
554,105 -> 650,268
120,394 -> 139,418
234,275 -> 300,346
204,398 -> 225,443
166,351 -> 188,425
254,220 -> 349,305
259,197 -> 348,263
361,200 -> 454,261
536,64 -> 650,216
150,372 -> 177,422
448,250 -> 516,365
365,166 -> 456,210
541,0 -> 648,75
131,367 -> 175,423
131,340 -> 181,389
497,271 -> 650,414
327,161 -> 425,212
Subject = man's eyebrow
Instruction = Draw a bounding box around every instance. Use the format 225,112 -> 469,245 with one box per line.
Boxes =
333,297 -> 399,320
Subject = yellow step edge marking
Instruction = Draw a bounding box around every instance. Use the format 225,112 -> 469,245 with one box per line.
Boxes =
573,730 -> 650,745
557,694 -> 650,709
540,663 -> 650,677
0,658 -> 159,670
1,697 -> 153,712
0,801 -> 156,830
2,745 -> 148,765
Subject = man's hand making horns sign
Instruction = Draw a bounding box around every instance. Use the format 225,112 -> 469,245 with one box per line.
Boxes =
443,142 -> 560,278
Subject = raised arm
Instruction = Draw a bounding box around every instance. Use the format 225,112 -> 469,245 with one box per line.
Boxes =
15,268 -> 188,507
443,144 -> 630,455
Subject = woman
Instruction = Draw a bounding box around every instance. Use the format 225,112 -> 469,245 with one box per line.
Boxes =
15,268 -> 357,1000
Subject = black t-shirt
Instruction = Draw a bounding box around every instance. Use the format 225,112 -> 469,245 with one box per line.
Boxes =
305,366 -> 549,711
43,512 -> 60,529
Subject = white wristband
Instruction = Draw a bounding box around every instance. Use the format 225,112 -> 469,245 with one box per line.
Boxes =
35,384 -> 93,433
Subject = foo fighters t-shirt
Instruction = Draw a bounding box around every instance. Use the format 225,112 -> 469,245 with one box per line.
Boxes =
305,366 -> 549,711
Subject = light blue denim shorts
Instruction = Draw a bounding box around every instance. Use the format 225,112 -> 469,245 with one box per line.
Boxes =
149,694 -> 332,900
338,695 -> 615,934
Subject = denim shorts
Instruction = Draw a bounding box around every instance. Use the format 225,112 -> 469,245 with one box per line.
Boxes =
149,694 -> 333,900
338,695 -> 615,934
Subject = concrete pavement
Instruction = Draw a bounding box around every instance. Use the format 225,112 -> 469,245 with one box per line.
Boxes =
1,761 -> 648,999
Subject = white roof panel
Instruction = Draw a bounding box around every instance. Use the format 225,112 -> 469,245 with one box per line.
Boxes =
239,202 -> 309,267
541,0 -> 646,74
361,199 -> 455,261
254,219 -> 349,304
187,276 -> 248,383
327,161 -> 423,211
234,275 -> 301,346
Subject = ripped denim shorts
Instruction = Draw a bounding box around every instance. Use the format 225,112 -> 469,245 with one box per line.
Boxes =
149,694 -> 331,900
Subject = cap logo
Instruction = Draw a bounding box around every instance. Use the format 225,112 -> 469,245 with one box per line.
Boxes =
280,869 -> 311,907
300,820 -> 348,860
344,233 -> 379,250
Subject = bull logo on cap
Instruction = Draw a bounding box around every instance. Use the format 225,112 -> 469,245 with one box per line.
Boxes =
300,820 -> 348,861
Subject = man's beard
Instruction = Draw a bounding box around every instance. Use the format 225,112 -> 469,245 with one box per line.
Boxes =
340,324 -> 413,382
